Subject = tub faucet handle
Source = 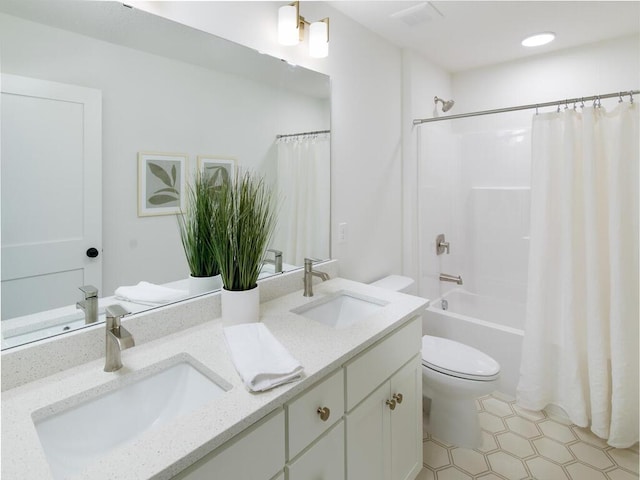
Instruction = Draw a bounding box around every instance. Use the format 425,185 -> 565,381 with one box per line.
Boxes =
436,234 -> 450,255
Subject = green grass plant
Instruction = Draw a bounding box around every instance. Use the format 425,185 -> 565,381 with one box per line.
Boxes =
178,172 -> 220,278
211,171 -> 278,291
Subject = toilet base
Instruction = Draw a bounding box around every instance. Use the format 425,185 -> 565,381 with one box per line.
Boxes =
423,393 -> 482,449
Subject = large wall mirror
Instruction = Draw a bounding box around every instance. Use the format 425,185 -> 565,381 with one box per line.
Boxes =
0,0 -> 331,349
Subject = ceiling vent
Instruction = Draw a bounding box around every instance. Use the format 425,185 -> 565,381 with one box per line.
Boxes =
390,2 -> 444,27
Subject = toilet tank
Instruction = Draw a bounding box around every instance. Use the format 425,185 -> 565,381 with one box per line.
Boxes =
370,275 -> 414,293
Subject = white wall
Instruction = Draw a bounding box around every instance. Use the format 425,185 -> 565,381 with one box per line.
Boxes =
0,12 -> 328,295
132,1 -> 405,284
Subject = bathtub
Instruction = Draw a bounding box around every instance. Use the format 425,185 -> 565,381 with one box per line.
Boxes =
423,289 -> 525,397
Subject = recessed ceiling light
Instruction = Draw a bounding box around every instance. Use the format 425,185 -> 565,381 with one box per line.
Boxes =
521,32 -> 556,47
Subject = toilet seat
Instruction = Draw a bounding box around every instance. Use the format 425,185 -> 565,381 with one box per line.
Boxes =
422,335 -> 500,381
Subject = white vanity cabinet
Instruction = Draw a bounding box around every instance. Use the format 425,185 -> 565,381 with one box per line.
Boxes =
345,318 -> 422,480
172,409 -> 285,480
173,316 -> 422,480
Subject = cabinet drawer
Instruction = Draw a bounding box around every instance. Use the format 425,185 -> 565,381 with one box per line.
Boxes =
345,317 -> 421,411
287,420 -> 345,480
287,369 -> 344,460
174,409 -> 284,480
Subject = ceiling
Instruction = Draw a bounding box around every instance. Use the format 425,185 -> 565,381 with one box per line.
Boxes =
328,1 -> 640,73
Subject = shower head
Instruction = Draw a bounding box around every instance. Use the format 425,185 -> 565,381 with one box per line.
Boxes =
434,96 -> 455,112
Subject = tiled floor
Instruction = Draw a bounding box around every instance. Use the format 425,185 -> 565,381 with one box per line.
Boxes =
418,394 -> 639,480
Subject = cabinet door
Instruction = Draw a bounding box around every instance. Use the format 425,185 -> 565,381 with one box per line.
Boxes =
345,382 -> 391,480
390,357 -> 422,480
287,421 -> 344,480
173,409 -> 284,480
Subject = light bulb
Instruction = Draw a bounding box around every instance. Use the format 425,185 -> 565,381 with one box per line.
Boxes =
309,20 -> 328,58
278,5 -> 299,45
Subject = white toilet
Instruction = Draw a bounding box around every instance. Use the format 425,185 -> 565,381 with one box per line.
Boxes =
371,275 -> 501,449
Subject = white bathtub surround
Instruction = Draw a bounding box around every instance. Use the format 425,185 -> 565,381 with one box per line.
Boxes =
518,102 -> 639,448
223,322 -> 303,392
1,275 -> 427,479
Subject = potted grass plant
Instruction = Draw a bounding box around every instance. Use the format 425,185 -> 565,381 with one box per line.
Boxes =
211,170 -> 278,325
178,172 -> 222,295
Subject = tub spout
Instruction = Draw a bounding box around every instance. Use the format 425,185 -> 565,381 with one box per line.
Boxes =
439,273 -> 463,285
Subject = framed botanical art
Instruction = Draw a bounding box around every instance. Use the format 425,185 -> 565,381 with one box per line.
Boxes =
197,155 -> 236,190
138,152 -> 187,216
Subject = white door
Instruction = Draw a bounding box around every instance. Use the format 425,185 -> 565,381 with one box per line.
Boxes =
1,74 -> 102,319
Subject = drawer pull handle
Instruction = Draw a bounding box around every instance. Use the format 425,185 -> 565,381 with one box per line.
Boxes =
317,406 -> 331,421
393,393 -> 404,404
386,399 -> 397,410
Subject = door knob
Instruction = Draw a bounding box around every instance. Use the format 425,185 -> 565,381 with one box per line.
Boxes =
393,393 -> 403,404
386,399 -> 397,410
86,247 -> 99,258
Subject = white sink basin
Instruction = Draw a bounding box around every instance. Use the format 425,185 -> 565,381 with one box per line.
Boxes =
292,290 -> 388,329
33,354 -> 231,479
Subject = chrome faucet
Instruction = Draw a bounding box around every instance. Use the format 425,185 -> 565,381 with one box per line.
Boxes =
439,273 -> 463,285
76,285 -> 99,324
104,304 -> 134,372
264,248 -> 283,273
303,258 -> 330,297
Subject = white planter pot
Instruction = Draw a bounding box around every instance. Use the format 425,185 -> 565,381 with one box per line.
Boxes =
189,274 -> 222,295
221,284 -> 260,326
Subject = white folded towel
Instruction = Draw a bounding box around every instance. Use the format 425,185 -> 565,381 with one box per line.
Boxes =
223,323 -> 304,392
114,281 -> 188,306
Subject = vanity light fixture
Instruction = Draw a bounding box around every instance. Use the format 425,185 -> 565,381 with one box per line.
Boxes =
521,32 -> 555,47
278,1 -> 330,58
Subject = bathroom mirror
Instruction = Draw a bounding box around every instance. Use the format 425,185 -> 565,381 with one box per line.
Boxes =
0,0 -> 331,349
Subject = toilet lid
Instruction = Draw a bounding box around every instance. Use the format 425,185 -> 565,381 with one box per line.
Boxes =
421,335 -> 500,381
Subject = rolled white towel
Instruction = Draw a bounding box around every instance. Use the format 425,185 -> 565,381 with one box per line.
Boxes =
223,323 -> 304,392
114,281 -> 188,306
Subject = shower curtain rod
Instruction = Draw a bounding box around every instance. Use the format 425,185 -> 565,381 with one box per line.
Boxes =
276,129 -> 330,139
413,90 -> 639,125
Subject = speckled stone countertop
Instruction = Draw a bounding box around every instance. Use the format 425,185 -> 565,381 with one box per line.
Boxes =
1,278 -> 428,480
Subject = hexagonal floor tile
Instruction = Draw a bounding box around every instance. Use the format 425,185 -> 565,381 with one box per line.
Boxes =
565,461 -> 608,480
487,451 -> 529,479
436,466 -> 474,480
571,426 -> 610,449
451,448 -> 489,475
479,412 -> 507,434
526,457 -> 570,480
506,416 -> 542,439
415,467 -> 436,480
423,440 -> 451,469
607,468 -> 640,480
569,442 -> 615,469
607,448 -> 639,474
538,419 -> 578,443
532,436 -> 575,464
496,431 -> 536,459
481,397 -> 515,417
476,475 -> 507,480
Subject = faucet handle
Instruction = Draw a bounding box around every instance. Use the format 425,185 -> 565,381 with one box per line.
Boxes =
267,248 -> 282,257
79,284 -> 98,298
105,304 -> 130,321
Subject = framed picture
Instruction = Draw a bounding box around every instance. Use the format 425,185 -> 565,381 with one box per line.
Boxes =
197,155 -> 236,190
138,152 -> 187,216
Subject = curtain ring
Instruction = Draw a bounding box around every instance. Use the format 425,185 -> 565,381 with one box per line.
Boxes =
557,103 -> 561,113
535,105 -> 539,115
573,100 -> 577,110
564,99 -> 569,110
630,92 -> 634,104
581,98 -> 585,108
619,92 -> 624,103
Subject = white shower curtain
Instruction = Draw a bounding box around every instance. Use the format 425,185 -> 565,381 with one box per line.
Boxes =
274,134 -> 330,266
517,102 -> 639,447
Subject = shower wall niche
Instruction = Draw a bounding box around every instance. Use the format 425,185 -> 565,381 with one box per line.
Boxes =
417,110 -> 532,305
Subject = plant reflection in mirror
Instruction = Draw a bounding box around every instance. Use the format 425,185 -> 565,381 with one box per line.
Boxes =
178,172 -> 221,278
